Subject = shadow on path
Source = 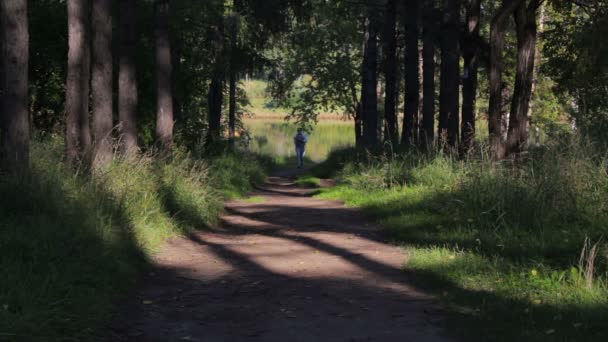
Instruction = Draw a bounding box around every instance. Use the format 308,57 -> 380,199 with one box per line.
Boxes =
108,171 -> 452,342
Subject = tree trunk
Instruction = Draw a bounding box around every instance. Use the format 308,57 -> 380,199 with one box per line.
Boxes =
421,0 -> 436,148
383,0 -> 398,146
208,17 -> 225,143
229,0 -> 241,141
361,14 -> 378,147
355,103 -> 363,148
461,0 -> 481,153
155,0 -> 173,155
506,0 -> 538,155
0,0 -> 29,171
91,0 -> 113,169
118,0 -> 138,157
489,0 -> 523,159
438,0 -> 461,149
402,0 -> 420,146
65,0 -> 89,166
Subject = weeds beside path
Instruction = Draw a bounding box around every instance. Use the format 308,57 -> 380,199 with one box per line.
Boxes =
109,169 -> 451,341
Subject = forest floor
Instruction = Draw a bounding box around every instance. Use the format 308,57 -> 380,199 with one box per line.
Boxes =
108,168 -> 451,341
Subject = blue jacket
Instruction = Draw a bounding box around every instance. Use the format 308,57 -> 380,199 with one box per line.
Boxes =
294,132 -> 308,148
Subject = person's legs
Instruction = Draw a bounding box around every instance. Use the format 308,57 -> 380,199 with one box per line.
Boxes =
296,146 -> 304,167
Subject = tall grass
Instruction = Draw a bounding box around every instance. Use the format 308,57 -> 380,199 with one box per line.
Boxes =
0,137 -> 266,341
314,137 -> 608,341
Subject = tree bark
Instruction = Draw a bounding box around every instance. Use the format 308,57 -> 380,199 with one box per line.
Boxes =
118,0 -> 138,157
228,0 -> 241,141
383,0 -> 398,146
421,0 -> 436,148
91,0 -> 113,169
438,0 -> 461,149
0,0 -> 29,171
402,0 -> 420,146
207,17 -> 225,143
65,0 -> 89,166
155,0 -> 173,155
506,0 -> 538,155
489,0 -> 523,159
361,13 -> 379,147
461,0 -> 481,153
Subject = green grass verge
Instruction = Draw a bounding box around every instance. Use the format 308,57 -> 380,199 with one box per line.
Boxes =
0,138 -> 267,341
314,139 -> 608,341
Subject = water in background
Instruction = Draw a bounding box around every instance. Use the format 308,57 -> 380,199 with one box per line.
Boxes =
244,120 -> 355,162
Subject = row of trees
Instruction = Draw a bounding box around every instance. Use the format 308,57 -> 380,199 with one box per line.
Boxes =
1,0 -> 301,173
271,0 -> 607,158
0,0 -> 175,172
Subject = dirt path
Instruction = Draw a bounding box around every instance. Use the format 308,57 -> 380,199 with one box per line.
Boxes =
109,170 -> 451,342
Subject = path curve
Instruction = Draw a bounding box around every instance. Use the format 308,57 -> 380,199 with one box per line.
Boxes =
109,170 -> 451,342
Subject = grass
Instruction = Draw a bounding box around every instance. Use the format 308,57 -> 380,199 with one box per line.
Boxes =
311,137 -> 608,341
243,196 -> 266,203
0,137 -> 267,341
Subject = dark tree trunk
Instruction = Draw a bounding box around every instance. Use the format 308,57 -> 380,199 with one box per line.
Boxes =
506,0 -> 538,155
208,18 -> 225,143
228,0 -> 241,141
0,0 -> 29,171
355,103 -> 363,148
461,0 -> 481,153
80,18 -> 92,162
402,0 -> 420,146
438,0 -> 461,149
383,0 -> 398,146
361,13 -> 379,147
421,0 -> 436,148
91,0 -> 113,169
65,0 -> 89,166
118,0 -> 138,157
489,0 -> 523,159
155,0 -> 173,155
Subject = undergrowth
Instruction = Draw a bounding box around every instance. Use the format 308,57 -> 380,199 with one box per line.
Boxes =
0,137 -> 266,341
314,137 -> 608,341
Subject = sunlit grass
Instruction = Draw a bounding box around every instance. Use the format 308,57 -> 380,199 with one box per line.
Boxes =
0,138 -> 266,341
314,140 -> 608,341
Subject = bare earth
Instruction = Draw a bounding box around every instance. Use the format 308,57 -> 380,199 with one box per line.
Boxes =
109,170 -> 451,342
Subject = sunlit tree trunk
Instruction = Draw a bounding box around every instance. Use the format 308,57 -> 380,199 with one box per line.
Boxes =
65,0 -> 89,166
118,0 -> 139,157
438,0 -> 461,149
402,0 -> 419,146
506,0 -> 539,155
383,0 -> 398,146
489,0 -> 523,159
421,0 -> 436,148
361,13 -> 378,147
0,0 -> 29,171
461,0 -> 481,153
155,0 -> 173,155
91,0 -> 113,169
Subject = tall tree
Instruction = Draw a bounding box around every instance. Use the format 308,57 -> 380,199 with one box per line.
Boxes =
65,0 -> 90,166
383,0 -> 399,145
207,17 -> 225,142
402,0 -> 420,146
361,10 -> 379,147
0,0 -> 30,171
421,0 -> 436,148
438,0 -> 461,148
506,0 -> 540,154
228,0 -> 242,141
155,0 -> 174,155
488,0 -> 523,159
461,0 -> 481,152
118,0 -> 138,157
91,0 -> 113,169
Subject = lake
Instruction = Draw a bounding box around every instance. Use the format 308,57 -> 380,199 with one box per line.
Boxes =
244,119 -> 355,163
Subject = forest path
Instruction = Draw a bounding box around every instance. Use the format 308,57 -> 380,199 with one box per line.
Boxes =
109,169 -> 451,342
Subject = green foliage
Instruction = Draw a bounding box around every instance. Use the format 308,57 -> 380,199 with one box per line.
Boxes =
0,138 -> 266,341
316,138 -> 608,341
